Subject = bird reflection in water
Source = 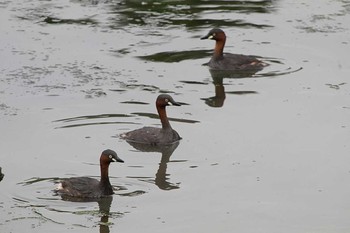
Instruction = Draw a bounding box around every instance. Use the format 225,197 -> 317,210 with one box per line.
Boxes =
125,140 -> 180,190
58,195 -> 117,233
0,167 -> 4,182
98,196 -> 113,233
202,69 -> 261,108
58,190 -> 122,233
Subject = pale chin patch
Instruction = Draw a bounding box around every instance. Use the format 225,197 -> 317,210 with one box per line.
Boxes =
55,183 -> 63,190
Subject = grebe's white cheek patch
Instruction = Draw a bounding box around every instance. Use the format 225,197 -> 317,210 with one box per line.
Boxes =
55,183 -> 63,191
165,99 -> 174,106
109,154 -> 117,162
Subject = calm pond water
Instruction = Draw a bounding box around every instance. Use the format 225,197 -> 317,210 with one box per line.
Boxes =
1,0 -> 350,232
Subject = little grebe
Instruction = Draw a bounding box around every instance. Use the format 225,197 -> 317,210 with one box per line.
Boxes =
120,94 -> 181,145
56,149 -> 124,200
201,28 -> 266,71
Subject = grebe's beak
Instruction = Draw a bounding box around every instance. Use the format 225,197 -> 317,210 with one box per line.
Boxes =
110,153 -> 124,163
201,33 -> 214,40
200,34 -> 209,40
168,100 -> 181,106
113,156 -> 124,163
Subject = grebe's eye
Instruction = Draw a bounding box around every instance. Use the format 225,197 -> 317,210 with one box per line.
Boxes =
109,155 -> 113,159
165,99 -> 169,103
213,33 -> 216,37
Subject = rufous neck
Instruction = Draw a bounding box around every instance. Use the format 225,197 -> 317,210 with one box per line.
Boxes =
157,106 -> 172,130
100,163 -> 111,185
213,39 -> 225,59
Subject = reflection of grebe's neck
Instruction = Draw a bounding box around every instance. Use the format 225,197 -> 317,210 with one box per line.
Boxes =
215,84 -> 225,99
100,215 -> 110,233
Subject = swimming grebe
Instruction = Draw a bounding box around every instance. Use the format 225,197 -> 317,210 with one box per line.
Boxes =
201,28 -> 266,71
120,94 -> 181,145
56,149 -> 124,200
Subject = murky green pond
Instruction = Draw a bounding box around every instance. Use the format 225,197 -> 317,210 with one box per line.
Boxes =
1,0 -> 350,232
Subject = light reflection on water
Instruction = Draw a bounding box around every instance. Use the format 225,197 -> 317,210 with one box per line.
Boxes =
53,112 -> 199,129
108,0 -> 276,29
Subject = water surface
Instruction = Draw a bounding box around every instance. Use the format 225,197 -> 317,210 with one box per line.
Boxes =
1,0 -> 350,232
